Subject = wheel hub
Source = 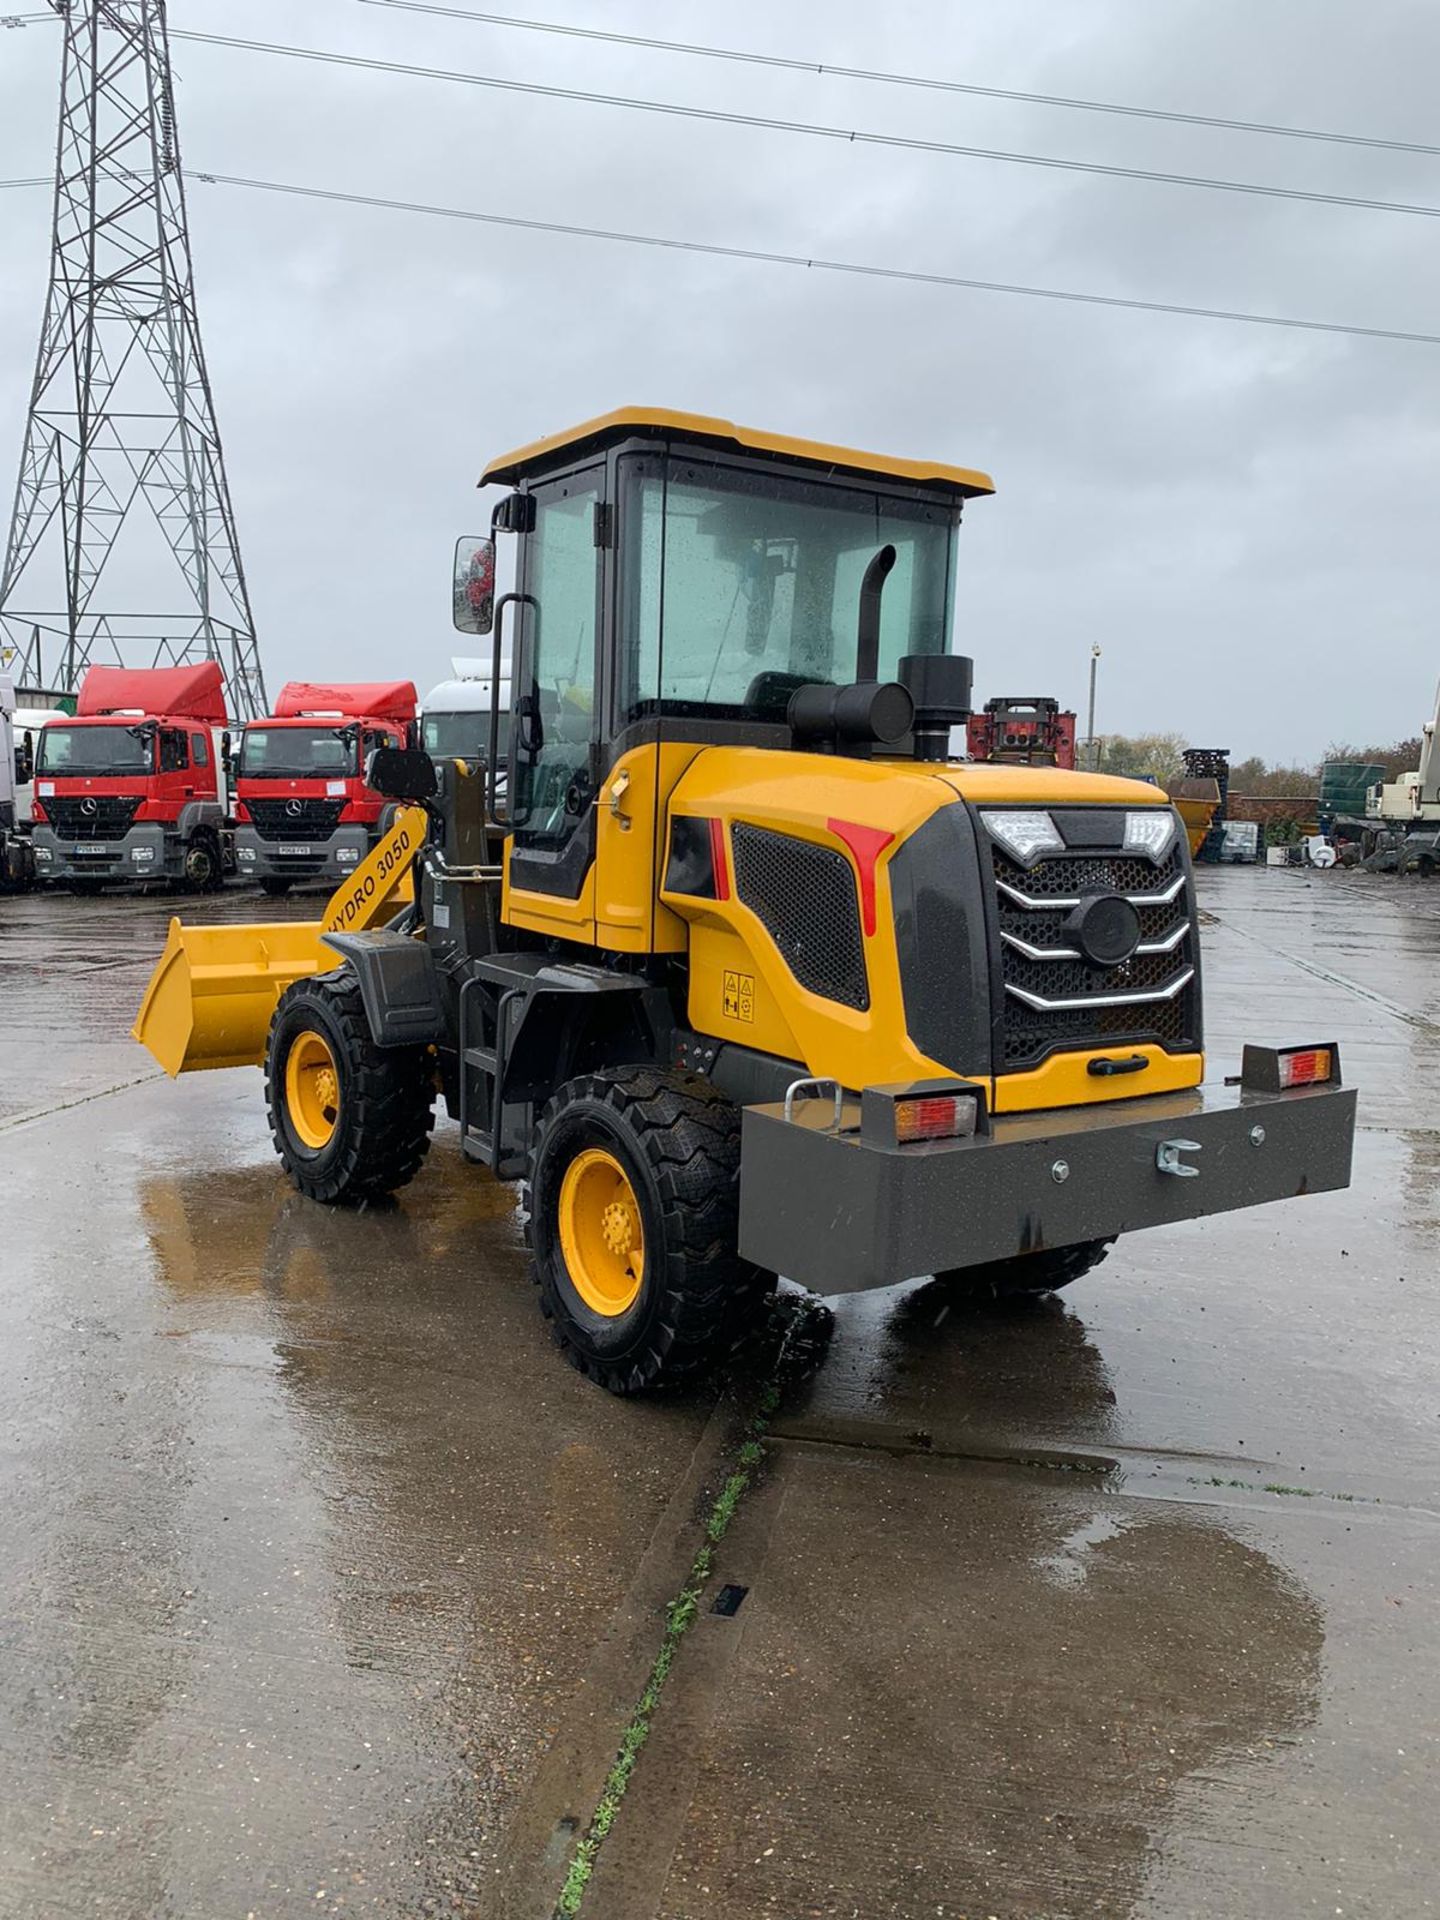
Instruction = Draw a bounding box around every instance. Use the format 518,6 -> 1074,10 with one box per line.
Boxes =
285,1028 -> 341,1151
601,1197 -> 638,1256
557,1148 -> 645,1317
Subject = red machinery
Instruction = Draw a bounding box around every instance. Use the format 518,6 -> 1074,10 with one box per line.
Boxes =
966,696 -> 1077,770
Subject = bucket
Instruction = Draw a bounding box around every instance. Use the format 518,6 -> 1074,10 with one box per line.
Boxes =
132,918 -> 329,1075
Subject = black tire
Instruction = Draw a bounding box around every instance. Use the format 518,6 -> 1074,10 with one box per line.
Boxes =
1417,853 -> 1438,879
259,877 -> 292,897
265,969 -> 435,1204
176,829 -> 223,893
934,1238 -> 1115,1300
526,1065 -> 769,1394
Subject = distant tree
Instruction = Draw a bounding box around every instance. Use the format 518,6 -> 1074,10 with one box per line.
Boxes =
1229,755 -> 1266,790
1252,764 -> 1316,797
1094,731 -> 1188,785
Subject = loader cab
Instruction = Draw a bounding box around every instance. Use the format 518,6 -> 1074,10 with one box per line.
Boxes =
455,407 -> 994,950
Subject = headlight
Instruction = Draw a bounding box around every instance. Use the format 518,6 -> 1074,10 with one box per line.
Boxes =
35,846 -> 52,861
237,846 -> 256,862
336,847 -> 359,864
130,846 -> 156,863
982,810 -> 1064,864
1123,810 -> 1177,860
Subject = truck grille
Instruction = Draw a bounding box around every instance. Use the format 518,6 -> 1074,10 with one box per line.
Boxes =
246,797 -> 344,842
46,796 -> 141,841
732,823 -> 869,1010
990,840 -> 1199,1070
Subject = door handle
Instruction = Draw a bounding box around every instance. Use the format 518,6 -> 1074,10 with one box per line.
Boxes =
602,767 -> 632,830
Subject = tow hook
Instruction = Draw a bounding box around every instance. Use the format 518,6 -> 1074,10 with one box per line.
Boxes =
1156,1138 -> 1202,1179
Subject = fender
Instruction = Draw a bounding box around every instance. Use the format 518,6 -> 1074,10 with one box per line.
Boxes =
321,929 -> 445,1047
175,798 -> 226,839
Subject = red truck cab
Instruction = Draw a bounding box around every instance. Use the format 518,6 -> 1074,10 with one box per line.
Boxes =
30,663 -> 231,891
233,680 -> 417,894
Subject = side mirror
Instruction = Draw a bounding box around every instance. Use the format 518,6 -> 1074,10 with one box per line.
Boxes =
453,535 -> 496,636
365,744 -> 438,802
15,739 -> 33,785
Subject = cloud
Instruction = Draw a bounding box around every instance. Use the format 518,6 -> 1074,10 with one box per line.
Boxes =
1,0 -> 1437,759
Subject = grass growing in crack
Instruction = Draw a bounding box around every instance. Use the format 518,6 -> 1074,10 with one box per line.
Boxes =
1192,1474 -> 1375,1504
553,1350 -> 798,1915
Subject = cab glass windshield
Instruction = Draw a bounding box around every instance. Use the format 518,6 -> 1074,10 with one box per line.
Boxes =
239,726 -> 354,777
36,724 -> 152,776
618,455 -> 958,723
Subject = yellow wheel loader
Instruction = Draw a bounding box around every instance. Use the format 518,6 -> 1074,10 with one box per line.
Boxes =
134,408 -> 1356,1393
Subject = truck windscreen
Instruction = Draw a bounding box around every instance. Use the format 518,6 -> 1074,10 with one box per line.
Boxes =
239,726 -> 355,778
37,725 -> 152,776
422,710 -> 511,761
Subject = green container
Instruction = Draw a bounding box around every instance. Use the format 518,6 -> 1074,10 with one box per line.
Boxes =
1320,762 -> 1383,816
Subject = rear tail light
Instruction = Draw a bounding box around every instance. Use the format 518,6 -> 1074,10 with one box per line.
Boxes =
1240,1043 -> 1341,1092
861,1078 -> 989,1149
894,1094 -> 978,1144
1277,1047 -> 1334,1088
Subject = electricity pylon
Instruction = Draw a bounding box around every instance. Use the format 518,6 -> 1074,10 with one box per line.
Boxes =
0,0 -> 266,717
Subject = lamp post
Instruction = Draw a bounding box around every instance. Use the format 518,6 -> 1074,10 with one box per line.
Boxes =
1086,644 -> 1102,770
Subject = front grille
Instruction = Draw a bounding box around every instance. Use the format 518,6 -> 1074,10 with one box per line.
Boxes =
731,823 -> 868,1010
246,797 -> 344,843
990,838 -> 1199,1070
47,796 -> 141,841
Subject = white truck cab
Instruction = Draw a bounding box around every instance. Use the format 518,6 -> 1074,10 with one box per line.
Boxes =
2,675 -> 68,891
420,656 -> 511,770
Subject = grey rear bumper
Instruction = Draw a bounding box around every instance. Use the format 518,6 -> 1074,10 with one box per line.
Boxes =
738,1077 -> 1356,1294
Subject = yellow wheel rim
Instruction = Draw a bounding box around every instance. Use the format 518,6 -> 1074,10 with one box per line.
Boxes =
285,1029 -> 341,1150
558,1147 -> 645,1317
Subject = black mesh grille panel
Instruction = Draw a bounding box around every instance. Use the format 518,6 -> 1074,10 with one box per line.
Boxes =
246,797 -> 345,842
46,796 -> 141,841
731,823 -> 869,1011
990,836 -> 1200,1070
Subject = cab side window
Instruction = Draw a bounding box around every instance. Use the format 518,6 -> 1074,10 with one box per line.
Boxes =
512,476 -> 602,842
159,730 -> 189,772
191,732 -> 210,767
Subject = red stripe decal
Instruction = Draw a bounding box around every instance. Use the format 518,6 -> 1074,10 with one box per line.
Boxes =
709,816 -> 731,900
826,818 -> 895,937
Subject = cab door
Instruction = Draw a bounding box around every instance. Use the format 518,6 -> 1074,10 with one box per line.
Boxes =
505,465 -> 605,940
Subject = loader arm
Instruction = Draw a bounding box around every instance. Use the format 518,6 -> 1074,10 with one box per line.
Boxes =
132,805 -> 428,1076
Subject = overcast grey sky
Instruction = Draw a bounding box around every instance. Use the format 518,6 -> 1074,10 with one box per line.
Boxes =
3,0 -> 1438,762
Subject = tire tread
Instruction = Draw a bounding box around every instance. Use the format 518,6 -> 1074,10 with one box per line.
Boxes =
527,1064 -> 769,1393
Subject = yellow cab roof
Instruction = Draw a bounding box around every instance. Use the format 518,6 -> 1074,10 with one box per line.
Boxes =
480,407 -> 995,498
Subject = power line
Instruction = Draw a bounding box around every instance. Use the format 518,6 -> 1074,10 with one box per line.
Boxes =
355,0 -> 1440,164
167,29 -> 1440,226
4,164 -> 1434,344
180,170 -> 1439,348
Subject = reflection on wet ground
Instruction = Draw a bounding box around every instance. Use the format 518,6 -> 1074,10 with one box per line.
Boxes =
1,868 -> 1437,1917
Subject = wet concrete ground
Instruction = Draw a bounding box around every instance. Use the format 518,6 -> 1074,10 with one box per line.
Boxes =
1,869 -> 1437,1918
